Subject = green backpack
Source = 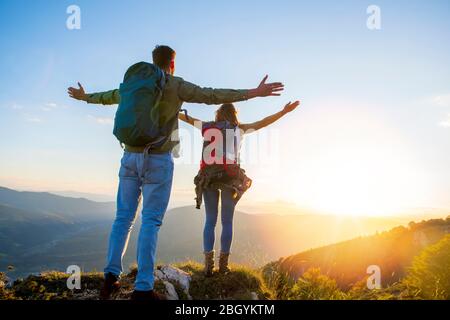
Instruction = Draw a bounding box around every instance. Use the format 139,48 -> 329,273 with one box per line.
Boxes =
113,61 -> 171,148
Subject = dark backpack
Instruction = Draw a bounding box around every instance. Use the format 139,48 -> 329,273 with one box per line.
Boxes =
113,62 -> 169,147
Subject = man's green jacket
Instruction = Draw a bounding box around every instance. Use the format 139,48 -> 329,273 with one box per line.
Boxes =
86,74 -> 249,153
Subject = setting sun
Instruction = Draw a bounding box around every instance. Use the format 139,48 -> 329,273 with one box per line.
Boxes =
306,146 -> 415,216
250,101 -> 434,217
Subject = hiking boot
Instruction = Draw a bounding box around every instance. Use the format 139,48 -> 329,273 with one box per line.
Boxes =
204,250 -> 215,277
219,252 -> 231,274
99,272 -> 120,300
131,290 -> 167,301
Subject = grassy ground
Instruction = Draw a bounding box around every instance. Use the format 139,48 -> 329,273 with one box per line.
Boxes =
0,261 -> 273,300
176,261 -> 272,300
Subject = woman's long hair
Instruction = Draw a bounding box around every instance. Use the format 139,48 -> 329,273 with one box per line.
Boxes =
215,103 -> 239,126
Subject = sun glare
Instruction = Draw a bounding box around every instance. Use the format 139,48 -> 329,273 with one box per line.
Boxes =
274,102 -> 430,217
294,143 -> 428,217
308,148 -> 401,216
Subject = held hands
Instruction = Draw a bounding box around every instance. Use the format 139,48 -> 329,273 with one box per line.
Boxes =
67,82 -> 87,101
283,100 -> 300,113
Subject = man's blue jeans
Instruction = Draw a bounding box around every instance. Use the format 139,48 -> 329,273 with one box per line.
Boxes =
104,151 -> 174,291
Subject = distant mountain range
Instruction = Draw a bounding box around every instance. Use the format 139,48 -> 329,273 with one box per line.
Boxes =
0,186 -> 115,223
48,190 -> 115,203
0,186 -> 445,279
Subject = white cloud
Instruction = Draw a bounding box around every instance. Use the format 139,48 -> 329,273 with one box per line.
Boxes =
87,114 -> 113,125
438,114 -> 450,128
428,94 -> 450,127
11,103 -> 24,110
20,111 -> 43,123
25,116 -> 42,123
42,102 -> 58,112
431,94 -> 450,108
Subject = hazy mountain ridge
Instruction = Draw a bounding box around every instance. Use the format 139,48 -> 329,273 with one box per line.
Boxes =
0,186 -> 445,279
0,186 -> 449,300
0,203 -> 80,258
265,217 -> 450,289
0,186 -> 114,222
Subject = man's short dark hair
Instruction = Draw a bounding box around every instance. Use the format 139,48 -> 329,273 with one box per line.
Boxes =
152,45 -> 176,70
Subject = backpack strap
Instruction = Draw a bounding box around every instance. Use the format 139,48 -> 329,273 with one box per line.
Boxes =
180,108 -> 190,120
140,136 -> 167,179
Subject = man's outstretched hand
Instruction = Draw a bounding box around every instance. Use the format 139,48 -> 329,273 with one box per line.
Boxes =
67,82 -> 87,101
248,75 -> 284,99
283,100 -> 300,113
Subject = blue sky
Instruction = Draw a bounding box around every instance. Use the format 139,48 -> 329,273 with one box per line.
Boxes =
0,0 -> 449,214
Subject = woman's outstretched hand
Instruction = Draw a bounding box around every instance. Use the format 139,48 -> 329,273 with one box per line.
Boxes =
67,82 -> 87,101
283,100 -> 300,113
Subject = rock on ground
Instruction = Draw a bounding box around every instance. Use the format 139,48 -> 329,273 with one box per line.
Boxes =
155,265 -> 192,300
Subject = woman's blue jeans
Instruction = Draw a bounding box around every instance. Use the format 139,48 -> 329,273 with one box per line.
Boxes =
104,151 -> 174,291
203,188 -> 236,254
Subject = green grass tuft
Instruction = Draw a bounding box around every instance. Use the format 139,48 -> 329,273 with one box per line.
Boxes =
175,261 -> 273,300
